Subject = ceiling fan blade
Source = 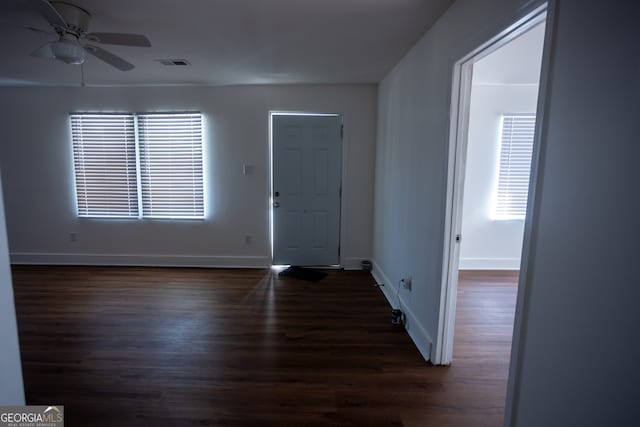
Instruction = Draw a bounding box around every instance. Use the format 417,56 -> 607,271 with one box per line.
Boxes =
26,25 -> 54,36
85,44 -> 134,71
30,42 -> 55,59
30,0 -> 67,27
0,21 -> 54,36
86,33 -> 151,47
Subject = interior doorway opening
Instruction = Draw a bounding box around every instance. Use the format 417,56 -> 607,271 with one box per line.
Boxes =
436,6 -> 547,367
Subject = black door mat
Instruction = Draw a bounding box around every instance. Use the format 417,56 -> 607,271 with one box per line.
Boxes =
278,266 -> 328,282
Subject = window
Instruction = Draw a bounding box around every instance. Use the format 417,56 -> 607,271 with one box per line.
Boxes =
494,113 -> 535,219
138,113 -> 204,218
71,112 -> 204,219
71,114 -> 139,218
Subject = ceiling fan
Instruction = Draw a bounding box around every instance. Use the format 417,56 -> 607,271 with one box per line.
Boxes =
26,0 -> 151,71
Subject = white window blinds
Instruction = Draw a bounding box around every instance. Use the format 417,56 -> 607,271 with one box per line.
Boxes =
70,112 -> 204,219
495,113 -> 536,219
71,114 -> 139,218
138,113 -> 204,218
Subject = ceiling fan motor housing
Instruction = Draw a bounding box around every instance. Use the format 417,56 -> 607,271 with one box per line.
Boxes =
51,1 -> 91,35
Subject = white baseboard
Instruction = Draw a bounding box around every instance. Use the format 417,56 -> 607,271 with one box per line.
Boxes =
10,252 -> 271,269
343,257 -> 369,271
371,260 -> 433,363
371,259 -> 393,292
459,257 -> 521,270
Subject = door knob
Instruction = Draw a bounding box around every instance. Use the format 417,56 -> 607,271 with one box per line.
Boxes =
273,202 -> 280,208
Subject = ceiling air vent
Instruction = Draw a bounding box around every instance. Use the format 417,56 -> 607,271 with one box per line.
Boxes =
157,59 -> 191,66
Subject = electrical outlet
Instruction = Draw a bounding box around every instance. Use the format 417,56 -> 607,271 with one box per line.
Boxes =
403,276 -> 412,291
68,232 -> 77,242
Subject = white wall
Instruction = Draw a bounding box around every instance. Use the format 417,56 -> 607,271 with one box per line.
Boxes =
372,0 -> 542,361
0,172 -> 25,405
460,84 -> 539,270
506,1 -> 640,425
0,84 -> 376,269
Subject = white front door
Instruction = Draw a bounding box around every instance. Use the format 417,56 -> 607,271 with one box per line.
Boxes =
272,114 -> 342,266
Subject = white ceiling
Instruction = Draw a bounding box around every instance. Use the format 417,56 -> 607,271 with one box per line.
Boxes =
473,22 -> 546,85
0,0 -> 455,86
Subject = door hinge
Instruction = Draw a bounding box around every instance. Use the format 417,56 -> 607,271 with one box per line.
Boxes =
340,124 -> 344,138
455,234 -> 462,243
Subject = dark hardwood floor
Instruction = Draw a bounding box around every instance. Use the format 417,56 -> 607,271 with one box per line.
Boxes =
11,266 -> 518,426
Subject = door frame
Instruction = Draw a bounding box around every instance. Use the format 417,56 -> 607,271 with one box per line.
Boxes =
434,4 -> 550,366
268,111 -> 344,267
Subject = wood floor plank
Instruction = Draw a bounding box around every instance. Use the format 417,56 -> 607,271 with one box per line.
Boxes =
11,266 -> 517,426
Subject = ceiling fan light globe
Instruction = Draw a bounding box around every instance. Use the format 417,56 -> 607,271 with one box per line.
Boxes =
50,40 -> 85,65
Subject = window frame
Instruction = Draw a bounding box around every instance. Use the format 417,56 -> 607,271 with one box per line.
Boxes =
70,111 -> 205,221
